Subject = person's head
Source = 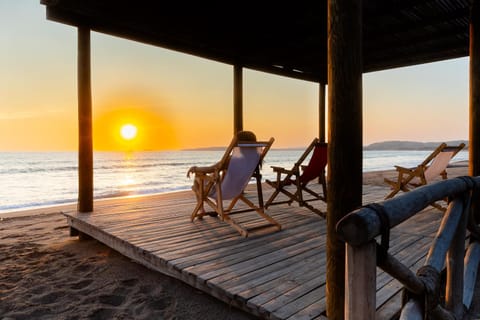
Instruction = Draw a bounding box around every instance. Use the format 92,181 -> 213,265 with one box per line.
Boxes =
236,130 -> 257,142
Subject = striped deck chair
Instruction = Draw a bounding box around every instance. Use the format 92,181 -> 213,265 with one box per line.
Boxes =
384,142 -> 465,211
188,134 -> 281,237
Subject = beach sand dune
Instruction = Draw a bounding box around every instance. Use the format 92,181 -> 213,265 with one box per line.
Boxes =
1,165 -> 480,320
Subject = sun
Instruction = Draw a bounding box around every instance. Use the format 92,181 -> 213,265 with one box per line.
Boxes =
120,124 -> 137,140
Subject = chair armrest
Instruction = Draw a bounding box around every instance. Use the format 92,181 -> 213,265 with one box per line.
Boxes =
195,172 -> 217,181
271,166 -> 295,174
270,166 -> 283,171
394,165 -> 416,174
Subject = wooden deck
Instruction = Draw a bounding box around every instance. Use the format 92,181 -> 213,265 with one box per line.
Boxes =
63,183 -> 444,320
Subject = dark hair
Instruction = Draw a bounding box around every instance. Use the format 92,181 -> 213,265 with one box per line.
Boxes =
236,130 -> 257,142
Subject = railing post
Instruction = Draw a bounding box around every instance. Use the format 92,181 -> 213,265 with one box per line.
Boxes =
463,241 -> 480,308
345,240 -> 376,320
446,196 -> 468,318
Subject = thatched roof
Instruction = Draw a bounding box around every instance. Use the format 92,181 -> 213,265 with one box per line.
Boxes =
41,0 -> 471,83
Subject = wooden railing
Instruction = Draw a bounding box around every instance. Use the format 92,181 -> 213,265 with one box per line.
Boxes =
336,176 -> 480,320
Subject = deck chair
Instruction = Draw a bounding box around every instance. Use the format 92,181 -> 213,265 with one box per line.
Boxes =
264,138 -> 327,217
384,142 -> 465,210
189,135 -> 281,237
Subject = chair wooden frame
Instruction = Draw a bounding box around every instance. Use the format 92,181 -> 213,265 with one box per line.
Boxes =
189,136 -> 281,237
264,138 -> 327,217
384,142 -> 465,211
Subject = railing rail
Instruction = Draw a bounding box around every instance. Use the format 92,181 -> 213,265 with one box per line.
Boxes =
336,176 -> 480,320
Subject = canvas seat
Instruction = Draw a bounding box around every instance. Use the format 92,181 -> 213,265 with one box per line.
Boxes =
384,142 -> 465,211
264,138 -> 327,217
188,134 -> 281,237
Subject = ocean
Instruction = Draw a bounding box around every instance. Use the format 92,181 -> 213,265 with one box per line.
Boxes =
0,149 -> 469,214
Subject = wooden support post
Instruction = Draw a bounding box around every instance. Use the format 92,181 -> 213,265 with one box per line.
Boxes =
79,231 -> 93,241
77,27 -> 93,213
70,227 -> 79,237
463,241 -> 480,309
327,0 -> 363,318
319,83 -> 326,143
345,241 -> 376,320
233,64 -> 243,134
470,0 -> 480,222
445,197 -> 467,318
425,198 -> 465,271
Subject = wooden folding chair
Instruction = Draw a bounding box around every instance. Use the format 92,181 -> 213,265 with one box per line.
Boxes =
264,138 -> 327,217
188,134 -> 281,237
384,142 -> 465,211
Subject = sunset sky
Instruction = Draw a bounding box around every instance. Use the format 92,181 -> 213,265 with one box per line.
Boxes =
0,1 -> 470,151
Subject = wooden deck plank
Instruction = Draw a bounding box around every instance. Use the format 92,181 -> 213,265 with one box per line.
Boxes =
195,236 -> 324,288
169,224 -> 323,271
259,273 -> 327,317
245,264 -> 325,310
140,212 -> 314,252
202,236 -> 324,287
271,286 -> 327,320
63,183 -> 440,320
231,251 -> 325,302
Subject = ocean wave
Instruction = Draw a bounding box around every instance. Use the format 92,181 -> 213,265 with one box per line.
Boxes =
0,162 -> 198,175
0,165 -> 78,175
93,186 -> 190,200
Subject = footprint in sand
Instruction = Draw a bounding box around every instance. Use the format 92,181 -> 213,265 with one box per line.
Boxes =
130,294 -> 174,318
144,296 -> 170,311
32,290 -> 65,304
87,307 -> 115,319
69,279 -> 94,290
30,284 -> 49,295
53,225 -> 69,231
72,262 -> 93,273
112,279 -> 138,297
55,250 -> 75,259
120,278 -> 139,287
98,294 -> 126,307
36,269 -> 55,278
25,249 -> 47,259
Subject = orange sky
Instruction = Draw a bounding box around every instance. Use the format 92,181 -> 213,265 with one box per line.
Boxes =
0,1 -> 470,151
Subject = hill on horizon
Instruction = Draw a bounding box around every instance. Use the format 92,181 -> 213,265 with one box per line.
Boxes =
364,140 -> 469,150
182,146 -> 307,151
183,140 -> 469,151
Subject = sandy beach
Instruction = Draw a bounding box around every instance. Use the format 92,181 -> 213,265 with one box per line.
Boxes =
1,163 -> 479,320
0,209 -> 257,319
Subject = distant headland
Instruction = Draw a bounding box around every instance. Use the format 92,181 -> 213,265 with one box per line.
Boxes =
182,146 -> 227,151
183,140 -> 469,151
364,140 -> 469,150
